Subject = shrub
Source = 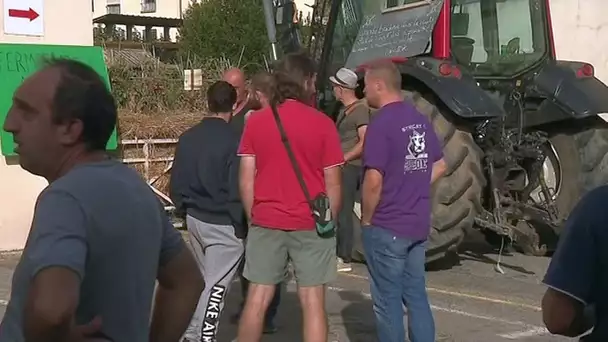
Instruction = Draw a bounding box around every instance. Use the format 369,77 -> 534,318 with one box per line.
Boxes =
179,0 -> 269,74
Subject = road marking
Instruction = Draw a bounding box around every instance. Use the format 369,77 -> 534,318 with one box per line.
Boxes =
340,272 -> 542,311
327,285 -> 548,340
498,327 -> 549,339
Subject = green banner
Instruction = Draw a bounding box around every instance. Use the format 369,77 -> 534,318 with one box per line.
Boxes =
0,43 -> 118,156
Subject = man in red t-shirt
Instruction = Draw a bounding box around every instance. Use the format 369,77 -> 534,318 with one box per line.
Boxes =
236,52 -> 344,342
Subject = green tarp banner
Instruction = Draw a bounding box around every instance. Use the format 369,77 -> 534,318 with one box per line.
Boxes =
0,43 -> 118,156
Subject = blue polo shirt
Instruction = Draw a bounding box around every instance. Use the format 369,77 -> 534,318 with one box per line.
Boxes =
543,186 -> 608,341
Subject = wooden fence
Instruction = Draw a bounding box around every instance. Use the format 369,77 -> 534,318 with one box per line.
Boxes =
120,138 -> 183,228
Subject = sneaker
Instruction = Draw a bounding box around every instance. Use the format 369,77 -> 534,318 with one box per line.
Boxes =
337,257 -> 352,272
263,321 -> 278,334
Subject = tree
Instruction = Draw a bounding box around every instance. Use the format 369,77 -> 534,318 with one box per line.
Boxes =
179,0 -> 269,73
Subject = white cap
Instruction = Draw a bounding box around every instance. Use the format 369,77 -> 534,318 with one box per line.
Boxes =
329,67 -> 358,89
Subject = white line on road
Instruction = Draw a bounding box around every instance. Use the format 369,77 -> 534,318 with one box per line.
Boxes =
498,327 -> 550,339
340,272 -> 542,311
326,286 -> 549,340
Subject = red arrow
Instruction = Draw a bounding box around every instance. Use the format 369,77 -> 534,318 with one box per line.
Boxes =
8,8 -> 39,21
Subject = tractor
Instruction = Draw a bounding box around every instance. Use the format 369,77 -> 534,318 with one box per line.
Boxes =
264,0 -> 608,263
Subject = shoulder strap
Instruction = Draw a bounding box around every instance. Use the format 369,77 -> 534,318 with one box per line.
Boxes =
270,103 -> 313,207
336,100 -> 362,127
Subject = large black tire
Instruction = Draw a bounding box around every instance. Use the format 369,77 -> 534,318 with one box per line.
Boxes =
350,92 -> 485,263
573,121 -> 608,193
542,120 -> 608,235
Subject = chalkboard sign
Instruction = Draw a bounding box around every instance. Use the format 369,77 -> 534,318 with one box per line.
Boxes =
345,0 -> 444,69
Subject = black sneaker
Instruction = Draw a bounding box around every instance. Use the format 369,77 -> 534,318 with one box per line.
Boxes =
263,321 -> 278,334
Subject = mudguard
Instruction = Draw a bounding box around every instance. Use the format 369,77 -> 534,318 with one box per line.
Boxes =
532,61 -> 608,122
396,57 -> 504,118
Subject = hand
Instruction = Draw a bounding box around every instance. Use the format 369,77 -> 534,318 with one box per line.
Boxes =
360,220 -> 371,227
69,316 -> 105,342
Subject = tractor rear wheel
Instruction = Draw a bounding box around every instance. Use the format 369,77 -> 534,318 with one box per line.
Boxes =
485,120 -> 608,253
573,121 -> 608,194
350,92 -> 485,263
540,121 -> 608,234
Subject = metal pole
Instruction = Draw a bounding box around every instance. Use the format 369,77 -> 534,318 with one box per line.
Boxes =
262,0 -> 279,61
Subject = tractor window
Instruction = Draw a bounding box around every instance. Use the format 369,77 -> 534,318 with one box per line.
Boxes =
385,0 -> 430,10
451,0 -> 548,77
318,0 -> 366,114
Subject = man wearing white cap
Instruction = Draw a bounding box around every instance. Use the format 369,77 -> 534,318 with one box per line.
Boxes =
330,67 -> 370,272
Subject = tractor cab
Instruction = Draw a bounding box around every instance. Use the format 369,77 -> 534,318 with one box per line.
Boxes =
316,0 -> 555,111
449,0 -> 551,78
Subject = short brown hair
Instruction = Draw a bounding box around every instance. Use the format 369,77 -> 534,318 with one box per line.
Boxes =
273,51 -> 317,86
207,80 -> 236,114
251,71 -> 276,100
365,60 -> 402,91
271,51 -> 316,104
44,58 -> 116,151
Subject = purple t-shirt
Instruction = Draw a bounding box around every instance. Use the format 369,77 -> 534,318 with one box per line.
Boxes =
362,100 -> 443,240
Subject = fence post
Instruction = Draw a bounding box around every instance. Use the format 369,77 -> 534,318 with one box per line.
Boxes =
143,140 -> 150,182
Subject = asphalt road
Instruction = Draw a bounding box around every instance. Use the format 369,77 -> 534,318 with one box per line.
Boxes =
0,236 -> 575,342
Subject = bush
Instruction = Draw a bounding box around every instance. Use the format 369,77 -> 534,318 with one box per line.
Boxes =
179,0 -> 269,73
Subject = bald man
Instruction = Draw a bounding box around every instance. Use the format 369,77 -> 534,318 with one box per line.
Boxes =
223,68 -> 253,136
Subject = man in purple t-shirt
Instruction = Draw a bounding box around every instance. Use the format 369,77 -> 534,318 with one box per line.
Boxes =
360,61 -> 447,342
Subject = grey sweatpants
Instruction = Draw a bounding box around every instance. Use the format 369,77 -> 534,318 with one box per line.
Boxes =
184,215 -> 244,342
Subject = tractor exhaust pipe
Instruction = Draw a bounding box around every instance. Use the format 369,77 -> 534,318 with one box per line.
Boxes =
261,0 -> 279,61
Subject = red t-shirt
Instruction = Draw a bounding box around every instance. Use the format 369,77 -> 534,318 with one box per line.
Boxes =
238,100 -> 344,231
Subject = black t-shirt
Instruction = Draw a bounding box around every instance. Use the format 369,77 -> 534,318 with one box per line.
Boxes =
230,101 -> 253,137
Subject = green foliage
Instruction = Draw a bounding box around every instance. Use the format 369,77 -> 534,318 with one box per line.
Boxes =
107,60 -> 206,113
179,0 -> 269,73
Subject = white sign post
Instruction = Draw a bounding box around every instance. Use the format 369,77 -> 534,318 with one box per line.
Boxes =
3,0 -> 44,37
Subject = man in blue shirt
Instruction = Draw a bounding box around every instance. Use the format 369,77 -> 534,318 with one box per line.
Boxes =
1,59 -> 203,342
542,186 -> 608,341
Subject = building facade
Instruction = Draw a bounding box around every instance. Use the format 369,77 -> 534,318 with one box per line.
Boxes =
92,0 -> 195,41
0,0 -> 94,251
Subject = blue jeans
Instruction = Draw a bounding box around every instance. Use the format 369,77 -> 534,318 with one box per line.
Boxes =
362,226 -> 435,342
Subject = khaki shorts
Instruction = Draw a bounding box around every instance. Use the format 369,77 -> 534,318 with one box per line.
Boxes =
243,225 -> 337,287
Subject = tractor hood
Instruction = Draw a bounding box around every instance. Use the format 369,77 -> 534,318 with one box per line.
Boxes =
345,0 -> 444,69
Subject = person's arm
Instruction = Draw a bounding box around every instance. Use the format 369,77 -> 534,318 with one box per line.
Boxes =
431,159 -> 447,184
322,120 -> 346,219
237,118 -> 257,221
226,139 -> 246,234
168,137 -> 186,218
23,190 -> 91,342
239,156 -> 256,221
426,123 -> 446,184
344,107 -> 370,162
361,169 -> 382,226
541,189 -> 602,337
360,121 -> 389,226
150,215 -> 204,342
324,166 -> 342,220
